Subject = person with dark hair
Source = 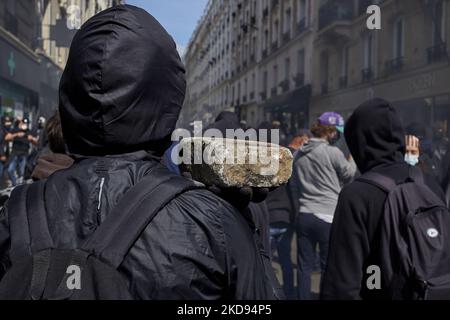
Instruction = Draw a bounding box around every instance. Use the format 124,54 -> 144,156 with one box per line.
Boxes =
405,122 -> 439,179
290,112 -> 356,300
267,130 -> 311,299
31,111 -> 74,181
0,5 -> 277,300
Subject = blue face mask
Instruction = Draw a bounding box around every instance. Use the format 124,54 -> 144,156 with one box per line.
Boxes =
405,154 -> 419,166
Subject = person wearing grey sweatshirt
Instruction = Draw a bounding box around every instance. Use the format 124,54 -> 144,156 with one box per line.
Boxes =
290,112 -> 356,300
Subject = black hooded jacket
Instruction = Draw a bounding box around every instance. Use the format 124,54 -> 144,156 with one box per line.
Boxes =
0,5 -> 277,300
321,99 -> 444,300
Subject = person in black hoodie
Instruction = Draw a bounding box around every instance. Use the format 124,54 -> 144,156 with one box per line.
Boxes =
0,5 -> 278,300
321,98 -> 445,300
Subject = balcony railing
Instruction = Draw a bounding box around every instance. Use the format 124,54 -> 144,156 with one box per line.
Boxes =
297,18 -> 306,35
271,87 -> 278,97
293,73 -> 305,87
271,41 -> 278,51
358,0 -> 382,16
385,57 -> 404,74
427,43 -> 448,64
282,32 -> 291,45
279,79 -> 290,93
319,0 -> 354,30
271,0 -> 279,10
362,68 -> 373,82
262,49 -> 268,59
260,91 -> 268,100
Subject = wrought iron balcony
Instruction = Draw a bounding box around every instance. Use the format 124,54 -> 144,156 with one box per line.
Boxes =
427,43 -> 448,64
293,73 -> 305,87
385,57 -> 404,74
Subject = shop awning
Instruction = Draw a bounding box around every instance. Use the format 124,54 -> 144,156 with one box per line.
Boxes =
263,85 -> 312,114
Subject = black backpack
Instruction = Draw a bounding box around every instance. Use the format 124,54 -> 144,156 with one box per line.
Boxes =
359,166 -> 450,300
0,167 -> 201,300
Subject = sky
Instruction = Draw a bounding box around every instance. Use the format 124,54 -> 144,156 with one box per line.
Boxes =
126,0 -> 209,57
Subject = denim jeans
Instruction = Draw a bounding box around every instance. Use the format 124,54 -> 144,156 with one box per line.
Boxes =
270,222 -> 295,299
296,213 -> 331,300
8,154 -> 27,186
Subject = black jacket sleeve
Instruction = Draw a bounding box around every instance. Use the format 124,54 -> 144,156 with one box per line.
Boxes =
321,182 -> 385,300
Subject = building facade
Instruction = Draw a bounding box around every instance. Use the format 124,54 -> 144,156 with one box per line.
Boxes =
183,0 -> 450,136
181,0 -> 316,135
0,0 -> 45,121
41,0 -> 124,69
0,0 -> 123,122
311,0 -> 450,132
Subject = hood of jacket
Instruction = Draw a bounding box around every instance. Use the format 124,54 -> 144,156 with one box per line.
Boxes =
298,138 -> 328,157
59,5 -> 186,157
206,111 -> 241,135
31,152 -> 75,181
345,98 -> 405,174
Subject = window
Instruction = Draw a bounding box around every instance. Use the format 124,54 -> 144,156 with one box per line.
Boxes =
285,58 -> 291,80
320,52 -> 329,93
263,30 -> 269,50
340,47 -> 349,87
432,1 -> 446,46
252,73 -> 256,94
272,65 -> 278,95
298,49 -> 305,74
364,33 -> 374,70
298,0 -> 307,23
263,71 -> 268,93
341,47 -> 349,78
244,77 -> 248,100
363,33 -> 375,80
273,20 -> 279,43
393,18 -> 405,59
238,82 -> 241,101
284,8 -> 292,33
5,0 -> 17,35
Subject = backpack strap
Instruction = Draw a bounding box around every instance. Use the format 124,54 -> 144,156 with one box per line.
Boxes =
82,165 -> 202,269
8,184 -> 32,264
8,180 -> 53,264
26,180 -> 54,253
357,172 -> 398,193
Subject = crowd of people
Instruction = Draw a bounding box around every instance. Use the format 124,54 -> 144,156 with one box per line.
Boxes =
0,116 -> 46,188
0,4 -> 449,300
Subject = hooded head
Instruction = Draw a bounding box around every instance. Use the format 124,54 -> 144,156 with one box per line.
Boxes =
345,98 -> 405,173
59,5 -> 186,156
206,111 -> 241,135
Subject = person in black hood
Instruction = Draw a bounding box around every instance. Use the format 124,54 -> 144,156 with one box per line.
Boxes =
0,5 -> 278,300
321,98 -> 445,300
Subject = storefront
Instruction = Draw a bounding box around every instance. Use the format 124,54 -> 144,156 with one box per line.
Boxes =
310,63 -> 450,133
262,85 -> 312,135
0,28 -> 41,123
